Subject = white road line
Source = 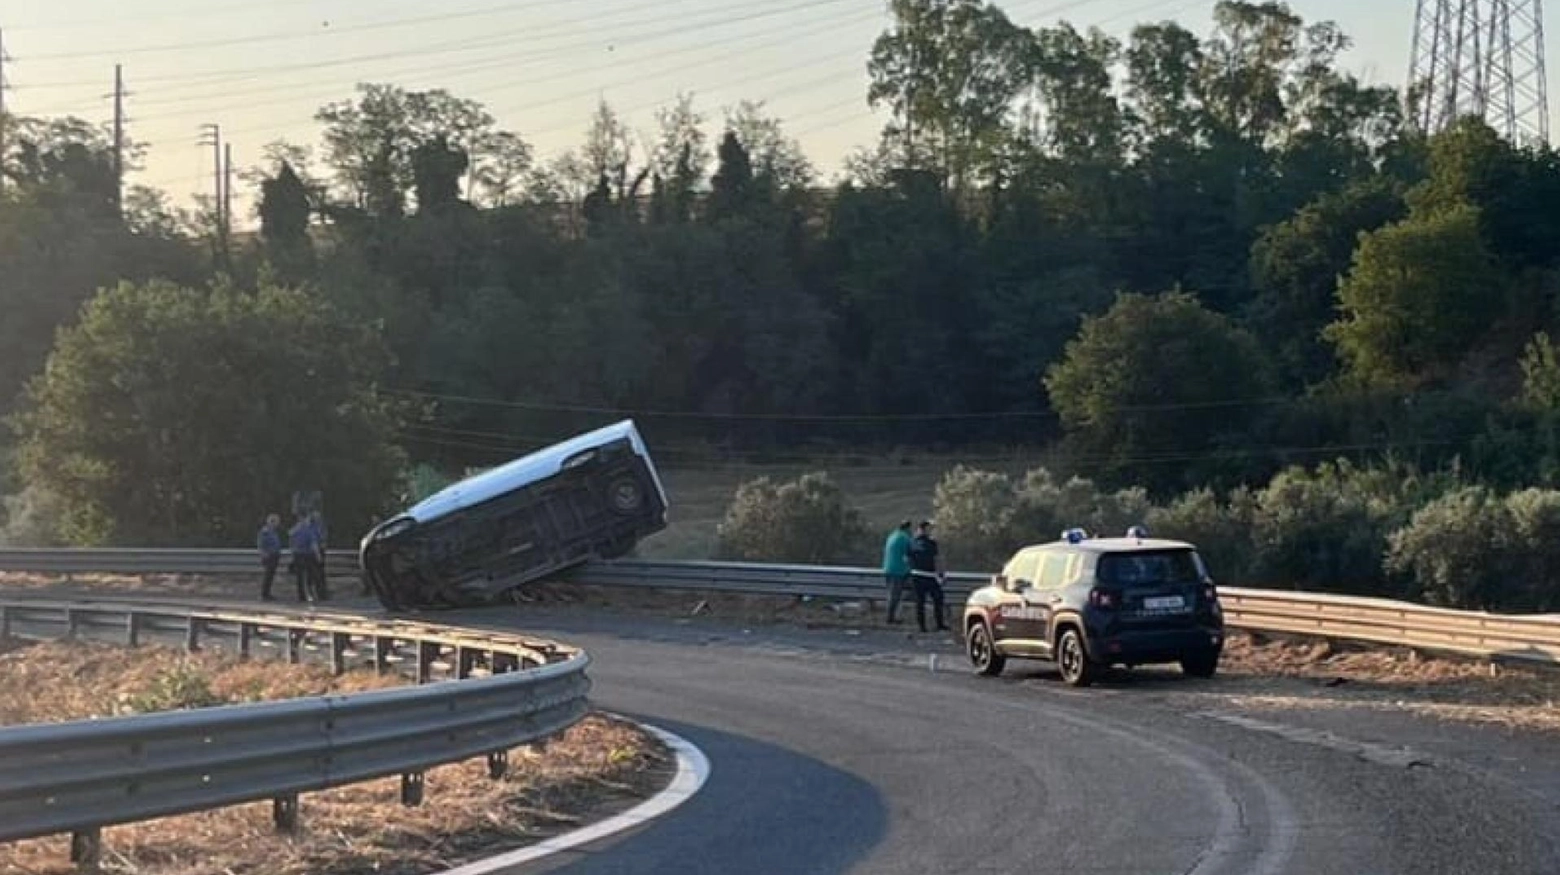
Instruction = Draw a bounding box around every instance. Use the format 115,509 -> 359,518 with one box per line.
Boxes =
434,717 -> 711,875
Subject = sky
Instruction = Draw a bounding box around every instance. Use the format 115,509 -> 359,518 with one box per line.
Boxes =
3,0 -> 1556,221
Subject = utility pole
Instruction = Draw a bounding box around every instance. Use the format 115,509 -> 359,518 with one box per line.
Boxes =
112,64 -> 124,219
223,141 -> 233,239
0,27 -> 9,196
1409,0 -> 1550,143
198,123 -> 227,266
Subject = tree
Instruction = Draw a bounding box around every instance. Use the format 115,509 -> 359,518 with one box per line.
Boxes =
315,84 -> 494,212
1247,177 -> 1406,385
723,101 -> 813,190
651,93 -> 709,222
260,158 -> 312,254
411,135 -> 469,213
1044,291 -> 1272,492
15,280 -> 405,545
708,131 -> 755,222
1326,203 -> 1500,388
867,0 -> 1031,189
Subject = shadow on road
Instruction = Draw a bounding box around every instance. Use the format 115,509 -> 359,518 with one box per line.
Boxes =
522,717 -> 889,875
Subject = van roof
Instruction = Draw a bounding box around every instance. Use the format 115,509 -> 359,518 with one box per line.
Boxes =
404,420 -> 665,524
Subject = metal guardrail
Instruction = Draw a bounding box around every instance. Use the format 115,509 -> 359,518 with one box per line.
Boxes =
0,596 -> 591,866
4,549 -> 1560,666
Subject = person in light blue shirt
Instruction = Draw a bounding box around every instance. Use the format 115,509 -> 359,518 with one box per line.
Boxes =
882,520 -> 914,624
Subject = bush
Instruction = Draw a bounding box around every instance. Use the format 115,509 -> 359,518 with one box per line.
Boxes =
931,466 -> 1020,572
0,484 -> 67,546
1505,488 -> 1560,610
932,466 -> 1155,572
1386,487 -> 1516,610
715,472 -> 867,564
119,663 -> 226,715
1146,487 -> 1258,583
1244,459 -> 1454,594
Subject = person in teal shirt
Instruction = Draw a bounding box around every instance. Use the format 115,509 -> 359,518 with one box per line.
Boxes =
882,520 -> 913,624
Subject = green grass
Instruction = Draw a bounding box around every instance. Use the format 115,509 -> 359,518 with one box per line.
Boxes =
637,459 -> 1033,562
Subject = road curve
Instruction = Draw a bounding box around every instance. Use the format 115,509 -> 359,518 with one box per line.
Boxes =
437,607 -> 1560,875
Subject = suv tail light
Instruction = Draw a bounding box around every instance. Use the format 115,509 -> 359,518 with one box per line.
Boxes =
1202,583 -> 1218,603
1088,588 -> 1120,610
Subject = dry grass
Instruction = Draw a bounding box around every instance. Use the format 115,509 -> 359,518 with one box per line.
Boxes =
0,570 -> 373,604
0,643 -> 669,875
0,639 -> 402,726
1205,632 -> 1560,733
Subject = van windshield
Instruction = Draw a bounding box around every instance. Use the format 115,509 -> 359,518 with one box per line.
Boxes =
1096,550 -> 1203,588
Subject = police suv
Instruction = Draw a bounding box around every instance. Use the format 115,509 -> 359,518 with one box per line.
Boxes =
962,528 -> 1225,686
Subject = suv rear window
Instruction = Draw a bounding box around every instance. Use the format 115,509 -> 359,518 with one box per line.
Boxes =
1096,550 -> 1202,587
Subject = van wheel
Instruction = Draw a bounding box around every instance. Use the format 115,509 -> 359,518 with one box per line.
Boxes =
606,477 -> 644,514
1180,649 -> 1220,679
967,621 -> 1005,676
1056,628 -> 1097,687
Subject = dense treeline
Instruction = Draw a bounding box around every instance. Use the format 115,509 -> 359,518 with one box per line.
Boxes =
4,0 -> 1560,555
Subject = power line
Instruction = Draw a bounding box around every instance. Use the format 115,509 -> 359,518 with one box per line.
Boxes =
23,0 -> 606,62
128,2 -> 875,129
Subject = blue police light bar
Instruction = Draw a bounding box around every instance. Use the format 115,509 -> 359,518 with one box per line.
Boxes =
1062,528 -> 1089,544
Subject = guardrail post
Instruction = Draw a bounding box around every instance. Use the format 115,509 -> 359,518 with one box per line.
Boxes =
66,608 -> 81,640
416,641 -> 438,683
373,636 -> 392,675
400,772 -> 425,806
70,828 -> 101,869
456,646 -> 471,679
238,622 -> 253,659
273,794 -> 299,832
184,617 -> 202,652
487,750 -> 508,779
125,612 -> 140,647
331,633 -> 349,675
0,605 -> 10,641
286,629 -> 303,664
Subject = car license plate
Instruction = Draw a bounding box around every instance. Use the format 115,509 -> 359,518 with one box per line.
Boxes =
1144,596 -> 1185,610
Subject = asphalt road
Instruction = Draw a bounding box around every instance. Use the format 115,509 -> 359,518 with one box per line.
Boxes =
437,607 -> 1560,875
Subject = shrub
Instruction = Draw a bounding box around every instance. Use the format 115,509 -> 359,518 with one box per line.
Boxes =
1505,488 -> 1560,610
715,472 -> 867,564
1247,459 -> 1447,594
0,485 -> 67,546
120,663 -> 226,715
931,466 -> 1020,572
931,466 -> 1156,572
1386,487 -> 1516,609
1146,487 -> 1258,583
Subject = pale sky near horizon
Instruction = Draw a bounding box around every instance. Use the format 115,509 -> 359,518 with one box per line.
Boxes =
4,0 -> 1556,222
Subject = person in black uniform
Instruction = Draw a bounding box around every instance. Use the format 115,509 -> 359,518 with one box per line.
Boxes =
908,520 -> 949,633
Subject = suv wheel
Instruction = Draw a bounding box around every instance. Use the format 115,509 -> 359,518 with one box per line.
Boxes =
1180,649 -> 1219,679
967,621 -> 1006,676
1056,628 -> 1097,687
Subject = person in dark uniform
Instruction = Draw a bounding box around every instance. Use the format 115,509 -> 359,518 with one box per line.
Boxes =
307,510 -> 330,601
289,513 -> 322,603
256,513 -> 282,601
908,520 -> 949,633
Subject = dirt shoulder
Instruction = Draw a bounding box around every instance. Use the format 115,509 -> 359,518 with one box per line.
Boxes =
0,639 -> 671,875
